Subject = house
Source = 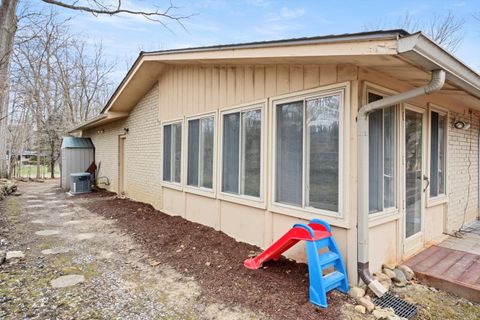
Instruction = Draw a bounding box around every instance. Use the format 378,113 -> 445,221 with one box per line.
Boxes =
70,30 -> 480,287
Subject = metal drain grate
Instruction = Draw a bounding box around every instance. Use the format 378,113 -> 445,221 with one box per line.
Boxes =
373,292 -> 418,319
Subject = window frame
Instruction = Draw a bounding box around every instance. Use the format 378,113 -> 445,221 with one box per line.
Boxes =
363,83 -> 401,220
184,111 -> 218,198
161,119 -> 183,190
218,101 -> 266,206
427,103 -> 448,207
269,84 -> 347,218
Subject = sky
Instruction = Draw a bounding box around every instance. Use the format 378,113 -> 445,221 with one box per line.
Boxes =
32,0 -> 480,86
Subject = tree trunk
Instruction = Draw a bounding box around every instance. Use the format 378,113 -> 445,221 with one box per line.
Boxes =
0,0 -> 18,178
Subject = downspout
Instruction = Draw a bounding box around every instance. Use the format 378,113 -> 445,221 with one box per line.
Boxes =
357,69 -> 446,297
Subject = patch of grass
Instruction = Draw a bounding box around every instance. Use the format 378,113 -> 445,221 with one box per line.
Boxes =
395,284 -> 480,320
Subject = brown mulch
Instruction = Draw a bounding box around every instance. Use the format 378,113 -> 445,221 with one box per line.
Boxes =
82,193 -> 351,320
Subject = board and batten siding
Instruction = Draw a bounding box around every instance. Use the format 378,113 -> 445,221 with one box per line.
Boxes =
158,64 -> 357,119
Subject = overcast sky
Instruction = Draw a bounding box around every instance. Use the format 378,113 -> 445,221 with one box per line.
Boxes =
33,0 -> 480,86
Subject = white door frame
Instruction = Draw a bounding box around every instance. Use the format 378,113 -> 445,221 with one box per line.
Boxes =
402,104 -> 427,257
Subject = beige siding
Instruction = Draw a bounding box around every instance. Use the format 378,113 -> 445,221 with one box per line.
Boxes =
158,64 -> 351,119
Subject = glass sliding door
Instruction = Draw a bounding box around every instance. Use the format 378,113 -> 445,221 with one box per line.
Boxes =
404,109 -> 424,238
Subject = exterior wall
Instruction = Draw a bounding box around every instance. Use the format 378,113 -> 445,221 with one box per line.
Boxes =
85,83 -> 163,209
157,63 -> 359,282
359,68 -> 480,271
82,62 -> 480,285
446,111 -> 479,232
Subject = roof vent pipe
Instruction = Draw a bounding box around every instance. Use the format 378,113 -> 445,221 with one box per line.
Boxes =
357,69 -> 445,297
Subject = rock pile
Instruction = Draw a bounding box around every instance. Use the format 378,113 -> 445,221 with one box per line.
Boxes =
349,264 -> 416,319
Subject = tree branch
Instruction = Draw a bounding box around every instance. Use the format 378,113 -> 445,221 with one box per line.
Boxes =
40,0 -> 193,30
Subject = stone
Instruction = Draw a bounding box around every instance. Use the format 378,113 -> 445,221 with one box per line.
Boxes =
372,307 -> 395,319
392,268 -> 407,285
382,263 -> 396,271
357,296 -> 375,312
149,259 -> 161,267
382,268 -> 397,279
35,230 -> 60,236
60,212 -> 75,217
348,286 -> 365,299
205,261 -> 211,267
41,247 -> 70,255
0,250 -> 5,264
75,233 -> 95,240
387,315 -> 402,320
374,272 -> 392,289
354,305 -> 366,314
31,219 -> 45,224
50,275 -> 85,288
396,264 -> 415,281
6,251 -> 25,260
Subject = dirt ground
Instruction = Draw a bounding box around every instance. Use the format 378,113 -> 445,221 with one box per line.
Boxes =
1,180 -> 479,320
0,180 -> 349,319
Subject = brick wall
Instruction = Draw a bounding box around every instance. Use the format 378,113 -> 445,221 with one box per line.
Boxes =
446,111 -> 479,232
85,83 -> 162,209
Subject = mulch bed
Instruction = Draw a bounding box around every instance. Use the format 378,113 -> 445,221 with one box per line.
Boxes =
82,193 -> 351,320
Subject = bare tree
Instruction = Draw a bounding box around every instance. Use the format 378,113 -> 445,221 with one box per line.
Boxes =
363,11 -> 465,52
11,10 -> 114,178
0,0 -> 191,179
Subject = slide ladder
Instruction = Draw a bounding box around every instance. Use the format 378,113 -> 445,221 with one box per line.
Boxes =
244,219 -> 348,308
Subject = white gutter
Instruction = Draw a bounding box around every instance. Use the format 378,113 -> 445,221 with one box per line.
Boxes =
357,69 -> 446,297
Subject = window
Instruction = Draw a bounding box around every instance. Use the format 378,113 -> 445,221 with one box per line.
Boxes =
163,122 -> 182,183
187,115 -> 215,189
275,91 -> 341,213
430,110 -> 446,197
368,92 -> 396,214
222,106 -> 262,198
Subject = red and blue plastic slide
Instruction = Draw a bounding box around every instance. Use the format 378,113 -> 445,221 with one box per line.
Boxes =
244,219 -> 348,308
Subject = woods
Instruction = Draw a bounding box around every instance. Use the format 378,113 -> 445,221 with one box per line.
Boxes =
0,0 -> 189,179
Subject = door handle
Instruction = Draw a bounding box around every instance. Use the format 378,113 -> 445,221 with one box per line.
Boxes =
423,174 -> 430,192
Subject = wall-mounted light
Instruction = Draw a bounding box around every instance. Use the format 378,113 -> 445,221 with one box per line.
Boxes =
123,127 -> 130,134
454,120 -> 470,130
97,129 -> 105,134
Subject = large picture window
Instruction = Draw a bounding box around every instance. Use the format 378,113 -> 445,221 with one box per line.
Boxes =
368,92 -> 396,214
163,122 -> 182,183
430,110 -> 446,198
187,115 -> 215,189
275,91 -> 342,213
222,106 -> 262,198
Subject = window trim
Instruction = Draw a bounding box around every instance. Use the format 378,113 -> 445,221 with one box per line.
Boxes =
161,118 -> 184,191
184,111 -> 218,198
362,82 -> 401,219
218,100 -> 267,207
426,103 -> 449,207
269,83 -> 348,218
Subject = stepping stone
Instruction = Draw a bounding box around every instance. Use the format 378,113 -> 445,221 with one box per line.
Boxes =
26,205 -> 44,209
44,193 -> 56,196
75,233 -> 95,240
60,212 -> 75,217
31,219 -> 45,224
64,220 -> 84,225
35,230 -> 60,236
50,275 -> 85,288
41,247 -> 70,255
27,199 -> 42,203
6,251 -> 24,260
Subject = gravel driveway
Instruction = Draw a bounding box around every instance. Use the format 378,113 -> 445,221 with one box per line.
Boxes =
0,181 -> 262,319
